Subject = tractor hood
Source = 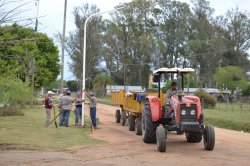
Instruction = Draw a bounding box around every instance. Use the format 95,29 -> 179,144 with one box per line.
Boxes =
171,95 -> 196,105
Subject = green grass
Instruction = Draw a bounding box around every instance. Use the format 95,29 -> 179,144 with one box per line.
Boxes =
0,106 -> 105,151
204,102 -> 250,132
98,97 -> 113,105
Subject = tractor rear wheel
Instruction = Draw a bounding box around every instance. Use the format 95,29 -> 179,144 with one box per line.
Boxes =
156,126 -> 167,152
115,109 -> 121,123
203,125 -> 215,150
135,117 -> 142,135
185,132 -> 202,143
128,114 -> 135,131
142,100 -> 157,143
121,110 -> 127,126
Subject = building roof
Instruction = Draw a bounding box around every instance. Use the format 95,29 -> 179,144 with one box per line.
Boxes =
184,88 -> 231,94
153,68 -> 195,74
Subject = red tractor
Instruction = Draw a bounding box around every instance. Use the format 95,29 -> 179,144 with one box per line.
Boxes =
142,68 -> 215,152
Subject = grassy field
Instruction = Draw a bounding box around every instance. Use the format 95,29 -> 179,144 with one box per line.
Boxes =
98,97 -> 113,105
204,102 -> 250,132
0,106 -> 105,151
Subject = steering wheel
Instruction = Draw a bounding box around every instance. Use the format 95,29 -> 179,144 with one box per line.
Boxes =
169,92 -> 177,98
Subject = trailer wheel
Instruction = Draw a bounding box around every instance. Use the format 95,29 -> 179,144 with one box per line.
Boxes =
128,114 -> 135,131
115,109 -> 121,123
185,132 -> 202,143
121,110 -> 127,126
135,117 -> 142,135
142,100 -> 157,143
156,126 -> 167,152
203,125 -> 215,151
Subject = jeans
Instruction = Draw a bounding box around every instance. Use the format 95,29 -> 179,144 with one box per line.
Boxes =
75,106 -> 82,125
90,107 -> 96,127
59,109 -> 70,127
59,109 -> 63,123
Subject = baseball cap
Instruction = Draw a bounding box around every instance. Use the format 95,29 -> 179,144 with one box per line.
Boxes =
66,90 -> 71,95
89,92 -> 95,96
48,91 -> 55,95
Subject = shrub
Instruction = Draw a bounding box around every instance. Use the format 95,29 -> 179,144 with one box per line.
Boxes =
0,108 -> 24,116
0,77 -> 31,115
195,89 -> 217,108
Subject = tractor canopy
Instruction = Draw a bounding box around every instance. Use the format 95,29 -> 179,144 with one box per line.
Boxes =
153,67 -> 195,75
152,67 -> 195,99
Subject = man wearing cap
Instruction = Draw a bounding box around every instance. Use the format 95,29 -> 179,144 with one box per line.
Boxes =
86,91 -> 97,129
165,82 -> 177,118
44,91 -> 55,128
59,90 -> 74,127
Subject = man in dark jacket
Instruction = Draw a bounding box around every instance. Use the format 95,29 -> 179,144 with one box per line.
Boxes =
44,91 -> 55,127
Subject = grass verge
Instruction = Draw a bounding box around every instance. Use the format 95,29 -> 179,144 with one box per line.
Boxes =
98,97 -> 113,105
0,106 -> 105,151
203,106 -> 250,132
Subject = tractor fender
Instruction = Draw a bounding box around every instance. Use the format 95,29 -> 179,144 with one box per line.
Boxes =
146,96 -> 162,122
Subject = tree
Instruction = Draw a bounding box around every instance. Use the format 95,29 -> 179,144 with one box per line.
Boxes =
214,66 -> 248,94
0,24 -> 60,88
0,77 -> 31,112
66,3 -> 103,84
0,0 -> 37,26
188,0 -> 221,88
219,8 -> 250,69
103,0 -> 154,87
152,0 -> 192,70
66,80 -> 80,92
93,73 -> 112,97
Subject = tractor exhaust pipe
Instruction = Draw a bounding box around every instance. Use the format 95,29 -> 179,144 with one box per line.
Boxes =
177,72 -> 183,101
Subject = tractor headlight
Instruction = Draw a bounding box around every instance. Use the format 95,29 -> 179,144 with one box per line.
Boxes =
181,110 -> 186,115
190,110 -> 196,116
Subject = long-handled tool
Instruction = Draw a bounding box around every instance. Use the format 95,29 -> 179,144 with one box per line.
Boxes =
50,109 -> 62,127
53,107 -> 57,128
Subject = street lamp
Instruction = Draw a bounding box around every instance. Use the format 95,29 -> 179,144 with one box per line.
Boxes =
81,7 -> 124,127
61,0 -> 67,94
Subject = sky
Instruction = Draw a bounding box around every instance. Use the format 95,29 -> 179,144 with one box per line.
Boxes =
8,0 -> 250,80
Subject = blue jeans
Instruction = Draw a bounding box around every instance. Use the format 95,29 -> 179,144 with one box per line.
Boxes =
90,107 -> 96,127
75,106 -> 82,125
60,109 -> 70,127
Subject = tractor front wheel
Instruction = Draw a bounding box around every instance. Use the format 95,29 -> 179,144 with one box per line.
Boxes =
203,125 -> 215,150
156,126 -> 167,152
135,117 -> 142,135
142,100 -> 157,143
115,109 -> 121,123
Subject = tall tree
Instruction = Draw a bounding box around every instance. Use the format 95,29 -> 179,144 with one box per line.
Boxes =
152,0 -> 192,71
220,8 -> 250,69
66,3 -> 103,86
0,24 -> 60,88
102,0 -> 154,88
188,0 -> 219,87
0,0 -> 37,26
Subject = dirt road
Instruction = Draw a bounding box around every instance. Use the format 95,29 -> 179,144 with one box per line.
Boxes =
1,103 -> 250,166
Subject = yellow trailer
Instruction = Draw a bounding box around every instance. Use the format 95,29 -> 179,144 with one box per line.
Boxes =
112,90 -> 165,135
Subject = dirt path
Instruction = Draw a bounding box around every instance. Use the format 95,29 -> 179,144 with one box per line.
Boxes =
1,103 -> 250,166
